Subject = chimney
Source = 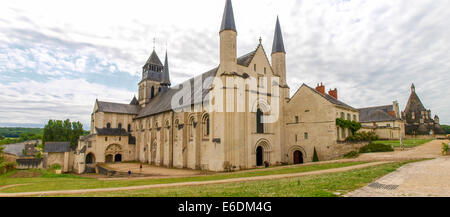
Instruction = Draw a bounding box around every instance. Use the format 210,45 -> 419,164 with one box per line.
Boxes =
328,88 -> 338,100
315,83 -> 325,95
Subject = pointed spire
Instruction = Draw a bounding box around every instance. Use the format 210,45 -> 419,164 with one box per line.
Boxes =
220,0 -> 237,33
161,49 -> 171,86
411,83 -> 415,92
272,16 -> 286,54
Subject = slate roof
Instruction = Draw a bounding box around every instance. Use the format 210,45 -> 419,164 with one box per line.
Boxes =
130,96 -> 139,105
302,84 -> 357,111
237,50 -> 257,67
95,128 -> 129,136
359,105 -> 399,123
220,0 -> 237,33
3,143 -> 25,156
272,17 -> 286,54
96,100 -> 140,115
44,142 -> 71,153
146,50 -> 163,66
136,67 -> 219,119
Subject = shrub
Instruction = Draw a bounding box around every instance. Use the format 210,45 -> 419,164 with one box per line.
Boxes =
346,131 -> 379,142
442,143 -> 449,155
312,147 -> 319,162
49,164 -> 62,170
359,142 -> 394,153
343,151 -> 359,158
336,118 -> 362,134
0,162 -> 16,174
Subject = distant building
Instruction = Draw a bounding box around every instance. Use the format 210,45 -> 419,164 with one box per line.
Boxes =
44,142 -> 74,172
402,84 -> 445,137
359,101 -> 405,140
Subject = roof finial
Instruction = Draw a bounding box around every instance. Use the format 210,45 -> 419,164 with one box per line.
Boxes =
259,37 -> 262,45
411,83 -> 415,92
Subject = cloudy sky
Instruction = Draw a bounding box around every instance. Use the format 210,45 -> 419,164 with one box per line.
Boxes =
0,0 -> 449,128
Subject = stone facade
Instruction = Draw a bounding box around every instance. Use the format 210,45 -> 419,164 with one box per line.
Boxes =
74,0 -> 362,173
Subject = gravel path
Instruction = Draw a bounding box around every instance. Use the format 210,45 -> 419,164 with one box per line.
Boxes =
0,161 -> 389,197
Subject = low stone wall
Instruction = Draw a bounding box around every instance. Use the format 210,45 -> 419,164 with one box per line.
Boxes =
16,158 -> 43,169
328,141 -> 370,159
405,135 -> 446,140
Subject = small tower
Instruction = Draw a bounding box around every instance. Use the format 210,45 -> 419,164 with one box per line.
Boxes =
138,48 -> 165,107
219,0 -> 237,73
271,16 -> 287,86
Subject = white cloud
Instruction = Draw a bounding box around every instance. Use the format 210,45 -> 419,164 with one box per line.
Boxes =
0,0 -> 449,125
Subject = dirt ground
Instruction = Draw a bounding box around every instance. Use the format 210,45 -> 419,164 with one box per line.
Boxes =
104,163 -> 204,177
7,171 -> 41,178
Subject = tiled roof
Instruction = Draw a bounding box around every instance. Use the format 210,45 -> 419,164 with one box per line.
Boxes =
302,84 -> 357,111
136,67 -> 219,118
237,50 -> 257,67
96,100 -> 140,115
272,17 -> 286,54
95,128 -> 129,136
359,105 -> 398,123
146,50 -> 163,66
44,142 -> 71,153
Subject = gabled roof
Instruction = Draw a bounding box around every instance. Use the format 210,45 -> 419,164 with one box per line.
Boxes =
299,84 -> 357,111
220,0 -> 236,33
359,105 -> 399,123
272,17 -> 286,54
146,50 -> 163,66
95,128 -> 129,136
44,142 -> 71,153
237,50 -> 257,67
136,67 -> 219,119
96,100 -> 140,115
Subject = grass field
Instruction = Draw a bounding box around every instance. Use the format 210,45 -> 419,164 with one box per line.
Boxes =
56,161 -> 414,197
372,139 -> 432,148
0,161 -> 366,193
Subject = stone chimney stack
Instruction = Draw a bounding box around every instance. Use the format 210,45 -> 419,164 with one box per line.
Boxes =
328,88 -> 338,100
315,83 -> 325,95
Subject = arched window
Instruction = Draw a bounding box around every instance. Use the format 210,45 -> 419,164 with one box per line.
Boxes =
347,113 -> 351,120
256,109 -> 264,134
202,114 -> 210,137
174,120 -> 179,140
151,86 -> 155,99
106,123 -> 111,129
118,123 -> 122,129
127,124 -> 131,132
353,115 -> 357,121
340,112 -> 345,119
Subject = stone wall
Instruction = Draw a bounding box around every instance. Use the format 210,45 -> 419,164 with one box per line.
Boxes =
328,141 -> 369,160
16,158 -> 43,169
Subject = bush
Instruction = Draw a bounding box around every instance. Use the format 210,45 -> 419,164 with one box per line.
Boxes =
0,162 -> 16,175
442,143 -> 449,155
346,131 -> 379,142
312,147 -> 319,162
343,151 -> 359,158
359,142 -> 394,153
49,164 -> 62,170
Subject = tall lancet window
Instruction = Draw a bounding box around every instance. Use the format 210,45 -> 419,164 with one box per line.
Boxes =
256,109 -> 264,134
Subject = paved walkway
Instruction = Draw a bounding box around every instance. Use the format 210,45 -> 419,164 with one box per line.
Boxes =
0,161 -> 389,197
347,140 -> 450,197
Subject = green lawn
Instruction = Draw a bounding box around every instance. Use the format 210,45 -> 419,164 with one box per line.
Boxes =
372,139 -> 432,148
0,161 -> 366,193
56,161 -> 415,197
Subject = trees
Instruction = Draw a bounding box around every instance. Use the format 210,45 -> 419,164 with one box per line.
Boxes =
43,119 -> 85,148
0,133 -> 4,140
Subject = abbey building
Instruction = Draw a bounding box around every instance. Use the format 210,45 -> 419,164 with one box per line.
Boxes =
74,0 -> 364,173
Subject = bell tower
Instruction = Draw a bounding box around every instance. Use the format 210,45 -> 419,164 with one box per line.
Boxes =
138,48 -> 166,107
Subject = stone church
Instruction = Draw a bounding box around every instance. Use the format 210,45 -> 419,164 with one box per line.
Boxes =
73,0 -> 361,173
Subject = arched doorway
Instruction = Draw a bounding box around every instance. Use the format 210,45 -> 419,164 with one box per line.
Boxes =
105,155 -> 113,163
86,153 -> 95,164
256,146 -> 264,166
114,154 -> 122,162
293,150 -> 304,164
